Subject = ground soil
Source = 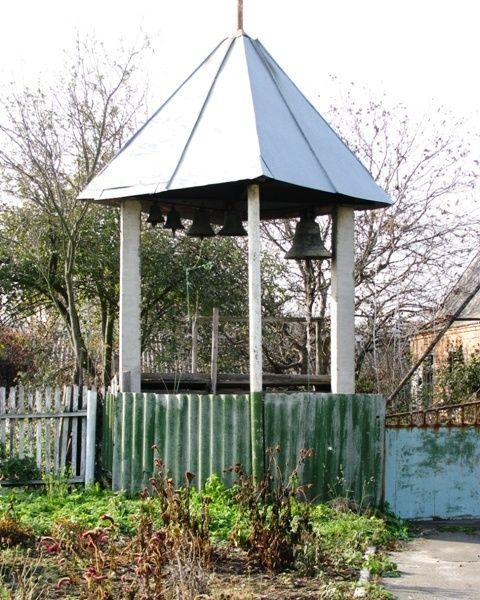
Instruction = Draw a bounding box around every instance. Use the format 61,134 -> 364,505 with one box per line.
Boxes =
1,544 -> 355,599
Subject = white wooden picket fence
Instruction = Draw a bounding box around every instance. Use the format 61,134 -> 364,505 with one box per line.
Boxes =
0,385 -> 97,486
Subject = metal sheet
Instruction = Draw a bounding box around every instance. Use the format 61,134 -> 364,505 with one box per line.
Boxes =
264,393 -> 385,505
110,393 -> 251,492
385,427 -> 480,518
79,34 -> 391,212
105,392 -> 384,505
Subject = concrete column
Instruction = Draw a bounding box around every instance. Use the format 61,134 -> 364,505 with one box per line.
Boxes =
85,390 -> 97,486
331,207 -> 355,394
247,184 -> 264,480
247,184 -> 262,393
119,199 -> 142,393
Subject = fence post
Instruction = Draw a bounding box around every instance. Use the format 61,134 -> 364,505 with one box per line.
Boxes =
85,390 -> 97,487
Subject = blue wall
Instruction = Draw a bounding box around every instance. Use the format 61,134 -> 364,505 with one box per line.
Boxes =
385,427 -> 480,519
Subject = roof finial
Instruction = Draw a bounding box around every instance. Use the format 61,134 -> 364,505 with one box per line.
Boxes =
237,0 -> 244,32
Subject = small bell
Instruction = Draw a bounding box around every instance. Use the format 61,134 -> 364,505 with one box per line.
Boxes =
146,202 -> 164,227
187,209 -> 215,238
217,208 -> 247,237
163,205 -> 184,237
285,215 -> 332,260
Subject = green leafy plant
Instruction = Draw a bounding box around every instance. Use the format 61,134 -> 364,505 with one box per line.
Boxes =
436,344 -> 480,404
0,444 -> 40,483
364,552 -> 398,576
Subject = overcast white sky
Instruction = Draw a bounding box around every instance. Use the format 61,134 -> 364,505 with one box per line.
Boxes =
0,0 -> 478,120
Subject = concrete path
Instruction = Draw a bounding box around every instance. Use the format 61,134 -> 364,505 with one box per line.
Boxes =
382,522 -> 480,599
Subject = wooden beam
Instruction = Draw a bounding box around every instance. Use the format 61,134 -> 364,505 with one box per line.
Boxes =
211,307 -> 219,394
191,318 -> 199,373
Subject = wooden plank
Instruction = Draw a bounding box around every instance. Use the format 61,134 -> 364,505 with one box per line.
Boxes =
194,315 -> 325,323
54,388 -> 61,475
44,388 -> 52,474
59,387 -> 70,474
18,386 -> 25,458
191,319 -> 199,374
141,372 -> 330,390
211,308 -> 219,394
27,389 -> 34,458
71,386 -> 79,477
0,475 -> 85,487
0,411 -> 87,420
80,387 -> 87,480
142,372 -> 210,384
35,389 -> 42,470
315,321 -> 321,375
8,387 -> 16,457
0,387 -> 5,448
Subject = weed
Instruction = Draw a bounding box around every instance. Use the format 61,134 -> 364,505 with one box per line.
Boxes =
0,484 -> 139,536
0,455 -> 410,598
363,552 -> 398,576
0,511 -> 35,548
42,469 -> 72,500
0,548 -> 47,599
229,446 -> 314,573
355,582 -> 395,599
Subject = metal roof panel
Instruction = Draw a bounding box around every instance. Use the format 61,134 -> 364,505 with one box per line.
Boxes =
79,33 -> 391,212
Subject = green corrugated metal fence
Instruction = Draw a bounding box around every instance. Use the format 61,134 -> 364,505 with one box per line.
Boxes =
264,394 -> 384,504
103,392 -> 384,504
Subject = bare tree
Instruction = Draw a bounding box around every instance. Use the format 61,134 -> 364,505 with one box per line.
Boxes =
262,85 -> 479,393
0,36 -> 148,385
336,89 -> 479,393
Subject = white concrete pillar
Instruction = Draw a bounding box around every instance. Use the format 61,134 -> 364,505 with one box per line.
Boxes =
119,200 -> 142,393
85,390 -> 97,486
247,184 -> 263,393
331,207 -> 355,394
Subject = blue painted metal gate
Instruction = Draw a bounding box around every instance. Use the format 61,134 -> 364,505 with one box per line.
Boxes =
385,402 -> 480,519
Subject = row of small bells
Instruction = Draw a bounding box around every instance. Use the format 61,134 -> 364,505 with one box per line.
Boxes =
147,203 -> 331,260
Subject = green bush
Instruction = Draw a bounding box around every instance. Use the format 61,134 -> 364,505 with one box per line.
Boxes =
0,444 -> 40,482
436,345 -> 480,404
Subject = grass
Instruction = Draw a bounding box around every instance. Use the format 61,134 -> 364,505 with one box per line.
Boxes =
0,469 -> 409,599
0,482 -> 140,536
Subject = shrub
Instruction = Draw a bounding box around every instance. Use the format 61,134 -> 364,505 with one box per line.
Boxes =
0,514 -> 35,548
229,446 -> 314,572
0,444 -> 40,483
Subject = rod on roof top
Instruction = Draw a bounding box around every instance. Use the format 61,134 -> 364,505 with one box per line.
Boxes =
237,0 -> 243,31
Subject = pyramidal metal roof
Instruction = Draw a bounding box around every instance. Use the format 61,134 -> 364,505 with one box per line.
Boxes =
79,32 -> 391,218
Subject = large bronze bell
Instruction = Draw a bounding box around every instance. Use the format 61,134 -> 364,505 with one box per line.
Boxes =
285,214 -> 332,260
187,208 -> 215,238
146,202 -> 164,227
163,206 -> 184,237
218,208 -> 247,236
